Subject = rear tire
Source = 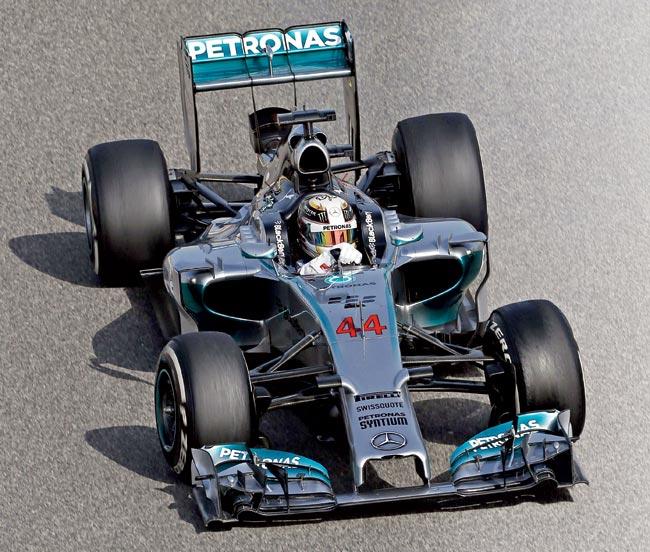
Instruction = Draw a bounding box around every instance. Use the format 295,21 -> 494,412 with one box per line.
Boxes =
82,139 -> 174,285
392,113 -> 488,235
154,332 -> 255,479
483,300 -> 586,437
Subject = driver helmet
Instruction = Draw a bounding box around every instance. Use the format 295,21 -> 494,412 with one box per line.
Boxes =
297,193 -> 358,257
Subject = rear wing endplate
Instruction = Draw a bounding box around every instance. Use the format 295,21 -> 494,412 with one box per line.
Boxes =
178,21 -> 359,172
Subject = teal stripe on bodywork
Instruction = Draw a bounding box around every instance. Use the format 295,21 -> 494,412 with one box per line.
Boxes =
180,278 -> 204,314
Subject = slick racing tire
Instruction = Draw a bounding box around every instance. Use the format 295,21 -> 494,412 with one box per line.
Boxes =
82,139 -> 174,285
392,113 -> 488,236
483,300 -> 586,437
155,332 -> 255,479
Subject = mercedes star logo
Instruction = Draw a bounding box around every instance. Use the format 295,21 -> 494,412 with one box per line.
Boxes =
371,432 -> 407,451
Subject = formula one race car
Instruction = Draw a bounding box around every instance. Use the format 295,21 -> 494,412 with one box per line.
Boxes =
81,22 -> 587,526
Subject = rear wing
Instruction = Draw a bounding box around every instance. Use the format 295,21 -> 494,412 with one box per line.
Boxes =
178,21 -> 359,172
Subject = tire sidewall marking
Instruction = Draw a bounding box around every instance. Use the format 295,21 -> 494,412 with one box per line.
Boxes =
487,318 -> 513,364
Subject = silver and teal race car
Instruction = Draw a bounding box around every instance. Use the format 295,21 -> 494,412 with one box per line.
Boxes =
81,22 -> 587,526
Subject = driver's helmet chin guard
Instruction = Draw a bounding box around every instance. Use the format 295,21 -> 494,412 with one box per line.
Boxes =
298,193 -> 358,257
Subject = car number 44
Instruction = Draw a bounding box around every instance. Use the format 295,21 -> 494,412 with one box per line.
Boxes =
336,314 -> 387,337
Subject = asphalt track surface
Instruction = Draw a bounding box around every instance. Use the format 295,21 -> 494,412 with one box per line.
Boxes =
1,1 -> 648,550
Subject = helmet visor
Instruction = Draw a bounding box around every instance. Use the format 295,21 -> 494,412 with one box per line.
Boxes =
313,228 -> 357,248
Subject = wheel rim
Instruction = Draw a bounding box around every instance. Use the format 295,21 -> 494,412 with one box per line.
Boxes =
155,368 -> 177,452
82,164 -> 100,275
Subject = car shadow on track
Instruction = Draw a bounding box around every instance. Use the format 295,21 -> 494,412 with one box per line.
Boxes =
9,187 -> 96,286
89,287 -> 165,379
414,396 -> 491,446
10,187 -> 165,382
9,230 -> 98,287
10,187 -> 94,287
46,185 -> 86,227
85,425 -> 206,533
9,229 -> 164,382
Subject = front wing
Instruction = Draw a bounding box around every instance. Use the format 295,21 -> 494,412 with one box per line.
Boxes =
190,410 -> 587,526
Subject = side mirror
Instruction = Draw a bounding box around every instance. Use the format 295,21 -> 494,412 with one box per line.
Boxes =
448,231 -> 487,246
390,224 -> 423,246
240,242 -> 277,260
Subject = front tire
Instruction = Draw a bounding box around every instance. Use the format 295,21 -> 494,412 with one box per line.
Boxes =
82,139 -> 174,285
483,300 -> 586,437
154,332 -> 255,479
392,113 -> 488,235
